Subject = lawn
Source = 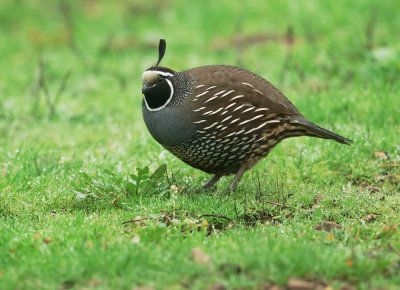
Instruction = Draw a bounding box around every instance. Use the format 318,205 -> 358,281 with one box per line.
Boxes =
1,0 -> 400,289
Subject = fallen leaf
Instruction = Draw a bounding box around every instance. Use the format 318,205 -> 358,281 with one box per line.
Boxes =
363,186 -> 380,193
219,263 -> 242,274
42,237 -> 51,244
87,279 -> 102,286
363,214 -> 379,223
87,241 -> 93,248
131,236 -> 140,244
209,283 -> 226,290
380,163 -> 400,167
33,233 -> 41,240
191,247 -> 211,265
374,152 -> 387,158
286,278 -> 316,290
109,195 -> 120,204
326,233 -> 335,241
315,221 -> 342,232
313,194 -> 323,204
346,258 -> 354,268
134,286 -> 155,290
9,248 -> 15,254
383,224 -> 396,232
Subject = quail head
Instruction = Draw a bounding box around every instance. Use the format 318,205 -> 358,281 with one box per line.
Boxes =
141,39 -> 352,192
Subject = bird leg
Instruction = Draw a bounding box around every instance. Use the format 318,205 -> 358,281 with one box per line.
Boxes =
227,165 -> 247,192
201,174 -> 222,189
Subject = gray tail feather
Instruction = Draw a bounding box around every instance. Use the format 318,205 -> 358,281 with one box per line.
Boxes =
292,116 -> 354,145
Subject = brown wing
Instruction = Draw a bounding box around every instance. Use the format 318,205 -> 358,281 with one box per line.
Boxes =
186,65 -> 301,115
180,65 -> 301,140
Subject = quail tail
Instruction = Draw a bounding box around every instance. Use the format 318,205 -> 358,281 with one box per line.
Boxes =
292,116 -> 353,145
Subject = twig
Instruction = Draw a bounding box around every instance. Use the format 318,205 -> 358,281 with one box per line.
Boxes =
265,201 -> 295,209
150,164 -> 166,179
198,214 -> 236,225
233,197 -> 238,218
30,58 -> 44,115
122,218 -> 146,225
366,9 -> 377,50
279,24 -> 294,85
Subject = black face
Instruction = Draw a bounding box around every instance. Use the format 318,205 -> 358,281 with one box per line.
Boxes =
142,67 -> 175,111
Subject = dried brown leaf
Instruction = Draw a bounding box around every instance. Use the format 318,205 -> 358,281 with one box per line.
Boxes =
374,152 -> 387,158
313,194 -> 323,204
42,237 -> 52,244
134,286 -> 155,290
286,278 -> 322,290
346,258 -> 354,268
363,214 -> 379,223
209,283 -> 226,290
315,221 -> 342,232
191,247 -> 211,265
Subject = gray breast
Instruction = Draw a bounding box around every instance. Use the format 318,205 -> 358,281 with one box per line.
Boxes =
142,101 -> 196,147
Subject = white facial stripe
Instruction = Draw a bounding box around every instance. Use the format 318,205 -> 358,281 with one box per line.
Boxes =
144,79 -> 174,112
150,70 -> 174,77
142,70 -> 173,84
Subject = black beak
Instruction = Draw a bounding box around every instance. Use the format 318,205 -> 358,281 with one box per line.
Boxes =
142,83 -> 152,94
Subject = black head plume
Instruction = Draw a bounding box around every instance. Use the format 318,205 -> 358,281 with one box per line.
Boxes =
156,39 -> 166,66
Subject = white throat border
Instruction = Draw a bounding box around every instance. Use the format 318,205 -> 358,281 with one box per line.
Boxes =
144,78 -> 174,112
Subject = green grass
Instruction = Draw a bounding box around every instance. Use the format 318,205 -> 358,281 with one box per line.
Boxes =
1,0 -> 400,289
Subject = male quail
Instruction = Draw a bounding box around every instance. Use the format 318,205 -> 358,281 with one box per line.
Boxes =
141,39 -> 352,192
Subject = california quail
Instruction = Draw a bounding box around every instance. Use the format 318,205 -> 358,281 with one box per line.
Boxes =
141,39 -> 352,192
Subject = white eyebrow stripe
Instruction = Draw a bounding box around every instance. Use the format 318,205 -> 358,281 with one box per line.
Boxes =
242,107 -> 256,113
147,70 -> 173,77
204,122 -> 218,130
193,120 -> 207,124
230,95 -> 245,101
204,95 -> 219,103
221,90 -> 235,97
242,82 -> 255,88
254,108 -> 269,112
206,86 -> 217,90
233,104 -> 245,111
193,106 -> 206,112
